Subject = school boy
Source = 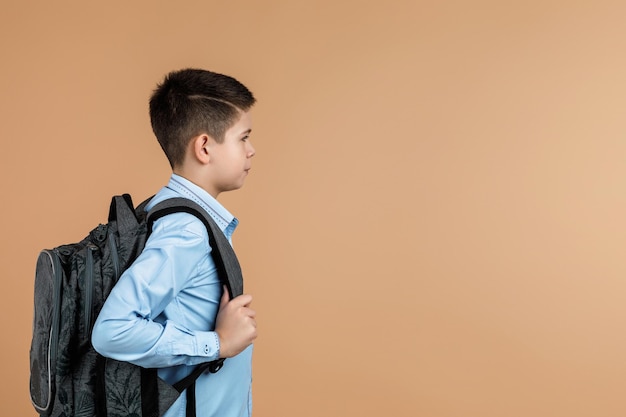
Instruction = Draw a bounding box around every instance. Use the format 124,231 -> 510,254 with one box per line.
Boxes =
92,68 -> 258,417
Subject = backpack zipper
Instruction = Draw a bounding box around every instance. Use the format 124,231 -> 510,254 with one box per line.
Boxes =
85,244 -> 96,333
49,251 -> 63,363
108,233 -> 120,280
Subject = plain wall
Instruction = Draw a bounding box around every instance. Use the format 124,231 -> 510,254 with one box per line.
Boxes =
1,1 -> 625,416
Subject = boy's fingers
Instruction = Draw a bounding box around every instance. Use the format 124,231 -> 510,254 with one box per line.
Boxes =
220,287 -> 253,309
231,294 -> 253,307
245,308 -> 256,318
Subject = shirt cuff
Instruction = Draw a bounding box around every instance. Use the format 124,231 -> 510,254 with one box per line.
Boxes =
197,331 -> 220,361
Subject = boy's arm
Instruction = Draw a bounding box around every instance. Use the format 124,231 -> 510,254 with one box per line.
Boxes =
91,214 -> 256,367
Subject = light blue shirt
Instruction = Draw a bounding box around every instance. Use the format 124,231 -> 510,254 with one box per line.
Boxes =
92,174 -> 253,417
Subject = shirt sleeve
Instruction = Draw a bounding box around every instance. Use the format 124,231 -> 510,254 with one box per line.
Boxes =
92,213 -> 221,368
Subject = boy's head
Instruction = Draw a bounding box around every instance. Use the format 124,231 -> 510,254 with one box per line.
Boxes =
149,68 -> 256,169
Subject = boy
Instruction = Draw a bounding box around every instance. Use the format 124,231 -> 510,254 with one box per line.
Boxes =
92,68 -> 258,417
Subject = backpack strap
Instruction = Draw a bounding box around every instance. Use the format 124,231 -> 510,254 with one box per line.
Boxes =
147,198 -> 244,299
146,198 -> 245,417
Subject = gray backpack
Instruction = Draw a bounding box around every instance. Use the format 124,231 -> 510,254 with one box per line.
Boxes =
29,194 -> 243,417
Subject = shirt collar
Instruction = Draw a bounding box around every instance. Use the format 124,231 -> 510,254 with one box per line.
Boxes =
166,174 -> 239,238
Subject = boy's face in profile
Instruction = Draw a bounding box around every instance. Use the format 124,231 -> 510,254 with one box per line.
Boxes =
206,110 -> 255,197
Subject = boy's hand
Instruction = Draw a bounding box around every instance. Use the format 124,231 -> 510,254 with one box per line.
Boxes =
215,287 -> 257,358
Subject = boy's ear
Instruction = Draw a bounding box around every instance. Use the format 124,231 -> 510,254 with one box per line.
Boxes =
192,134 -> 212,164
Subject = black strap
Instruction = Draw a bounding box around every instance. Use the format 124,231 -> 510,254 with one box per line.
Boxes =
141,368 -> 160,417
145,198 -> 244,416
186,382 -> 196,417
171,359 -> 224,393
147,198 -> 244,299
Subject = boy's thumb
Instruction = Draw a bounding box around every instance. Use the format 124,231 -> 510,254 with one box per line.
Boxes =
220,286 -> 230,308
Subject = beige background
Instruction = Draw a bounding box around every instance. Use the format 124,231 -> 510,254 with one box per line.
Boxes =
1,1 -> 625,416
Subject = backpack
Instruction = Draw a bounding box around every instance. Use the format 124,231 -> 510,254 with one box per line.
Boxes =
29,194 -> 244,417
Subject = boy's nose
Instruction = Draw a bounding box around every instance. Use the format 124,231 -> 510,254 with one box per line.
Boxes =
247,142 -> 256,157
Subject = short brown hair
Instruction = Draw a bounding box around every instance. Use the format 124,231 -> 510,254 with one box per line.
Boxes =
149,68 -> 256,168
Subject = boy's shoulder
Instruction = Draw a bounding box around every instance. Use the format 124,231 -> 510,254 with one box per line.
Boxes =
143,185 -> 210,240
